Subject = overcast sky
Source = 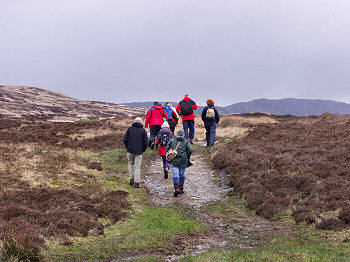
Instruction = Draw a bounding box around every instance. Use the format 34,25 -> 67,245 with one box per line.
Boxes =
1,0 -> 350,106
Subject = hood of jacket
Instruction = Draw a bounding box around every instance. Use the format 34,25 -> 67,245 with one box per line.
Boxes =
182,96 -> 193,102
174,135 -> 185,141
160,127 -> 171,133
132,122 -> 143,128
151,104 -> 165,110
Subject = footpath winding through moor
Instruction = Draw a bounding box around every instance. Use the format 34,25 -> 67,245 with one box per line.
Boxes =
142,143 -> 288,261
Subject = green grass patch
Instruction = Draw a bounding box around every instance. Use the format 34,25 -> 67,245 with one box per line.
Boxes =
100,149 -> 129,173
180,233 -> 350,262
129,254 -> 164,262
45,206 -> 206,261
206,195 -> 253,221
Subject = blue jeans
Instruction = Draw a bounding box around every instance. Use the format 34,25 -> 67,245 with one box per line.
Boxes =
182,120 -> 195,139
171,165 -> 186,186
205,124 -> 216,145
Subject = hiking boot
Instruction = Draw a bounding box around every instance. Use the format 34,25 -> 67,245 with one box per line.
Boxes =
134,182 -> 141,188
189,138 -> 193,145
150,141 -> 155,150
174,185 -> 181,197
164,169 -> 168,179
129,179 -> 134,186
179,184 -> 184,194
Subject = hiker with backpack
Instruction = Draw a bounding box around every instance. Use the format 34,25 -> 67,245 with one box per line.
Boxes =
176,95 -> 198,144
123,117 -> 148,188
155,121 -> 174,179
166,129 -> 193,197
201,99 -> 220,146
165,102 -> 179,133
145,102 -> 168,149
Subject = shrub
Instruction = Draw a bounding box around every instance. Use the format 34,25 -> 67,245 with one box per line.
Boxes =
339,206 -> 350,224
0,222 -> 43,262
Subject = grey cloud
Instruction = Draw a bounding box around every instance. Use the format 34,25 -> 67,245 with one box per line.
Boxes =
1,0 -> 350,106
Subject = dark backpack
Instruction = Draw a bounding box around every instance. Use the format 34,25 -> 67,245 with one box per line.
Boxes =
180,101 -> 193,116
165,105 -> 173,121
159,133 -> 171,147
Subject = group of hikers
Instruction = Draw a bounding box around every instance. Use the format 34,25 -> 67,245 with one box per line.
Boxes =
123,95 -> 220,197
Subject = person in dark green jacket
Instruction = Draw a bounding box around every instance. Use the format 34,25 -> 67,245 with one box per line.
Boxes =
166,129 -> 193,197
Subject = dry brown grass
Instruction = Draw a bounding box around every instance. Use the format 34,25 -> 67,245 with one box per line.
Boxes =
0,116 -> 132,258
192,114 -> 275,142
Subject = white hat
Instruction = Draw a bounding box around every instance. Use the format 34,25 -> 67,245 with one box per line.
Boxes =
134,117 -> 142,124
161,121 -> 170,128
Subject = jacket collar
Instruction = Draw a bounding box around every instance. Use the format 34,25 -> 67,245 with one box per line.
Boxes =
182,96 -> 192,102
132,122 -> 143,128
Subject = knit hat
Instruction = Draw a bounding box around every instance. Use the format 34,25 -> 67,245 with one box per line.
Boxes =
134,117 -> 142,124
161,122 -> 169,128
153,101 -> 160,106
177,129 -> 185,136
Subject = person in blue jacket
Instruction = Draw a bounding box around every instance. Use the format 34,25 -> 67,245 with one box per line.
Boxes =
201,99 -> 220,146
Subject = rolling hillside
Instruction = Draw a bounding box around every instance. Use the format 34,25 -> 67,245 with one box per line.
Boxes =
0,86 -> 145,120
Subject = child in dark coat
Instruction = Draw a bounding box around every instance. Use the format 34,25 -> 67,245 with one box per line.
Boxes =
156,122 -> 174,179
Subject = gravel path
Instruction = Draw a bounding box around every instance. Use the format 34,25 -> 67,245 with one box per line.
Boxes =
142,144 -> 288,261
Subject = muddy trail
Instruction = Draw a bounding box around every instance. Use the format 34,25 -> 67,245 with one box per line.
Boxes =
141,143 -> 289,261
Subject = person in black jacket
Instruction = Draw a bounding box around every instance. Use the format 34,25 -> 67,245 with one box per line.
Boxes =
123,117 -> 148,188
201,99 -> 220,146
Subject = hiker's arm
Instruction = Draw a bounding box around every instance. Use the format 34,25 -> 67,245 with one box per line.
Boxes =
164,110 -> 169,121
143,130 -> 148,152
145,109 -> 151,128
215,108 -> 220,124
186,142 -> 193,158
187,141 -> 193,157
123,129 -> 129,148
166,140 -> 172,153
192,101 -> 198,110
201,108 -> 206,121
175,103 -> 181,113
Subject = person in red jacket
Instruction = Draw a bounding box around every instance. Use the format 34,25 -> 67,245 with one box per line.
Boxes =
156,121 -> 174,179
145,102 -> 168,149
176,95 -> 198,144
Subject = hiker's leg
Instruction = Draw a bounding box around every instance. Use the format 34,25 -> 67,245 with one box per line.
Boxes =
182,120 -> 189,139
150,125 -> 161,149
171,166 -> 180,186
205,124 -> 210,146
161,155 -> 167,170
169,122 -> 176,133
149,126 -> 156,141
188,120 -> 195,139
127,153 -> 135,180
210,124 -> 216,145
179,168 -> 186,186
134,154 -> 143,183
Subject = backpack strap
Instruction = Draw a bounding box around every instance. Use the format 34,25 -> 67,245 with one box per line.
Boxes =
175,141 -> 181,150
150,108 -> 165,117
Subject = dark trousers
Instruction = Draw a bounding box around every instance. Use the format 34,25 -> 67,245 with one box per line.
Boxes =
205,124 -> 216,146
161,155 -> 170,170
182,120 -> 195,139
169,122 -> 176,133
149,125 -> 161,145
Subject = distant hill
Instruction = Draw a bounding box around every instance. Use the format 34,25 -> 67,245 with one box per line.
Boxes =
0,86 -> 146,120
124,98 -> 350,116
123,101 -> 178,109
